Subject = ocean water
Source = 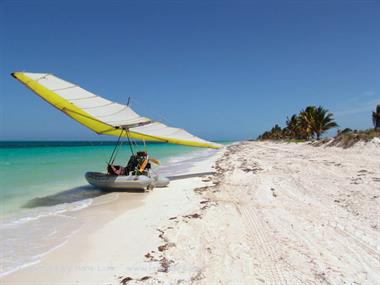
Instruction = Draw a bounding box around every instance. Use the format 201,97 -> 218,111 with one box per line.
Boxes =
0,141 -> 228,277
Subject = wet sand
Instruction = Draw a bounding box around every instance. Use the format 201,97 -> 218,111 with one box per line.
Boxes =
1,148 -> 223,284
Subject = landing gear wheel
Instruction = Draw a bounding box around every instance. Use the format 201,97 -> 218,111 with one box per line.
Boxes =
147,183 -> 155,191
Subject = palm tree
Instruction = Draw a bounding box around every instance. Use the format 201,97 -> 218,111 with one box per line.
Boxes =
310,106 -> 338,140
373,104 -> 380,130
285,114 -> 299,139
258,105 -> 338,141
270,124 -> 283,140
299,106 -> 316,140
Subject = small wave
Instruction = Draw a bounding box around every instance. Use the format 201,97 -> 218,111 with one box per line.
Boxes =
157,148 -> 220,177
0,258 -> 42,278
0,199 -> 92,228
0,226 -> 82,278
165,148 -> 217,165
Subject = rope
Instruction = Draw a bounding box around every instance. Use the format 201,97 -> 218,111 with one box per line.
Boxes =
111,131 -> 124,165
107,129 -> 124,165
126,129 -> 134,156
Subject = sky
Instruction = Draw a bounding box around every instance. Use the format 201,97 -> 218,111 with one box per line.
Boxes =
1,0 -> 379,141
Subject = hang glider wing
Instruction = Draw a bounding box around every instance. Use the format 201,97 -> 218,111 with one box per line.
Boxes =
12,72 -> 222,149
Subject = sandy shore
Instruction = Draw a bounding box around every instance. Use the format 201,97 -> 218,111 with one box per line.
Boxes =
2,141 -> 380,284
1,149 -> 224,284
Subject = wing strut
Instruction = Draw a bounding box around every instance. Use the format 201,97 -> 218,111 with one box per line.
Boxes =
108,129 -> 125,165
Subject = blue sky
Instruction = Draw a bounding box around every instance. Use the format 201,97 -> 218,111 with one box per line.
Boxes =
1,0 -> 379,141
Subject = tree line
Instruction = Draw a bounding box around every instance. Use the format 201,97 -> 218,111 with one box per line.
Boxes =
258,104 -> 379,141
258,106 -> 338,141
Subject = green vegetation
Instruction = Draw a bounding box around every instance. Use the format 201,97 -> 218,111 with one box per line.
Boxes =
258,106 -> 338,141
324,129 -> 380,148
257,103 -> 380,148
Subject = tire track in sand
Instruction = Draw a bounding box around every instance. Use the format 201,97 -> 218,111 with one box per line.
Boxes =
239,205 -> 293,285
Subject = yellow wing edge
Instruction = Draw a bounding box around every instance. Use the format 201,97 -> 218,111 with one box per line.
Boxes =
12,72 -> 222,149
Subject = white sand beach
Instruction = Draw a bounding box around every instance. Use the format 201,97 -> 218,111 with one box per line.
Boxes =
2,141 -> 380,284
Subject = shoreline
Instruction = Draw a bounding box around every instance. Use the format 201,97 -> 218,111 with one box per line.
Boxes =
1,147 -> 225,284
0,145 -> 222,278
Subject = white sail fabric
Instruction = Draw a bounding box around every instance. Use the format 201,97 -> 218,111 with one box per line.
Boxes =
13,72 -> 221,149
22,73 -> 151,128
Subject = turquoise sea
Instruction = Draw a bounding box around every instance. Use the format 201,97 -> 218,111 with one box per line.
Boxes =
0,141 -> 218,215
0,141 -> 229,277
